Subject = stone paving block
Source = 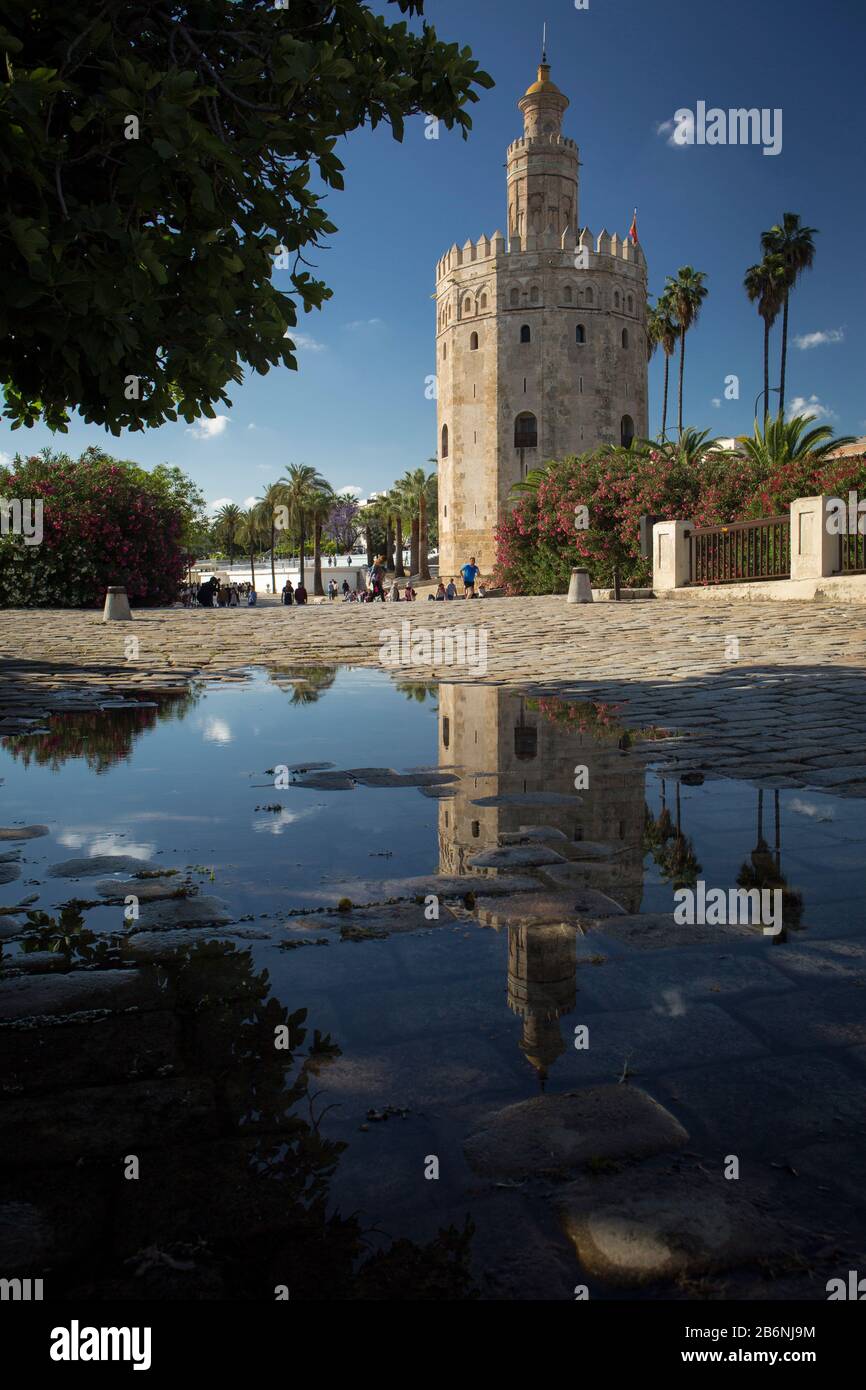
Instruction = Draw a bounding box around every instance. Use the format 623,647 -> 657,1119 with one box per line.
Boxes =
464,1085 -> 688,1179
557,1169 -> 794,1287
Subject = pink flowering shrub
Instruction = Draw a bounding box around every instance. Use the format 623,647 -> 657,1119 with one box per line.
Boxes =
0,447 -> 200,607
494,446 -> 866,594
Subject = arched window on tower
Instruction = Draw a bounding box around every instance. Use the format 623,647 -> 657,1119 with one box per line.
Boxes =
442,341 -> 446,359
576,324 -> 586,344
441,423 -> 449,458
627,294 -> 634,313
514,412 -> 538,448
530,285 -> 540,305
480,293 -> 488,310
470,331 -> 478,350
584,287 -> 594,306
564,285 -> 573,304
622,328 -> 629,349
620,415 -> 635,448
614,291 -> 620,308
464,297 -> 472,315
510,287 -> 519,307
520,324 -> 531,343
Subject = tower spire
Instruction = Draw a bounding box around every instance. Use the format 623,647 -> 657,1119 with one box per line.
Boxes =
542,22 -> 547,63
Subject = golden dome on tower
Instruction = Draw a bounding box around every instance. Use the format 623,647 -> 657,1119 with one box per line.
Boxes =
524,62 -> 562,96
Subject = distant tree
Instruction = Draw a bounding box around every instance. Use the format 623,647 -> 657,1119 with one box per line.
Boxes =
664,267 -> 708,437
279,464 -> 329,589
0,2 -> 492,434
744,254 -> 787,422
213,502 -> 242,563
239,506 -> 267,590
325,493 -> 361,554
308,483 -> 335,597
760,214 -> 818,419
646,291 -> 678,440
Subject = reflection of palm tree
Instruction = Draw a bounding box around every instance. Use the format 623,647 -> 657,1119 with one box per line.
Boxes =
737,788 -> 804,936
643,801 -> 702,889
269,665 -> 337,705
394,680 -> 438,704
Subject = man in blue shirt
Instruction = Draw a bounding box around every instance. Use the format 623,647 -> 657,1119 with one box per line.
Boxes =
461,556 -> 480,598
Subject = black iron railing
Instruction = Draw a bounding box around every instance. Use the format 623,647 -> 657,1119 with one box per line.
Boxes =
690,516 -> 790,585
839,492 -> 866,573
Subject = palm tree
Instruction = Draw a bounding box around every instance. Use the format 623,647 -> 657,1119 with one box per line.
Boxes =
760,213 -> 818,420
402,465 -> 436,580
213,502 -> 242,564
737,414 -> 854,470
308,482 -> 335,597
390,484 -> 409,578
239,508 -> 266,589
744,254 -> 787,421
664,268 -> 708,437
279,463 -> 328,589
255,482 -> 289,596
647,291 -> 679,441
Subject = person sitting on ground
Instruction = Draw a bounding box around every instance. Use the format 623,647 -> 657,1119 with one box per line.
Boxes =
478,583 -> 487,598
389,581 -> 401,602
461,555 -> 480,598
294,582 -> 308,605
445,577 -> 457,600
434,581 -> 446,600
404,583 -> 416,602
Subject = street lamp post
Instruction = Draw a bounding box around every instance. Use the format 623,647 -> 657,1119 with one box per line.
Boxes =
754,386 -> 781,423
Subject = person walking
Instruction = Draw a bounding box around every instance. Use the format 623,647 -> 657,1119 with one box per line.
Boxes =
461,555 -> 480,598
294,581 -> 308,605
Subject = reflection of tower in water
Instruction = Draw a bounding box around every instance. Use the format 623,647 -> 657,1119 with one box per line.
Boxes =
437,686 -> 646,1084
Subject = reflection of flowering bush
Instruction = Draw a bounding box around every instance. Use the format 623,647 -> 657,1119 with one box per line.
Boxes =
0,448 -> 199,606
528,695 -> 673,745
1,695 -> 194,772
495,447 -> 866,593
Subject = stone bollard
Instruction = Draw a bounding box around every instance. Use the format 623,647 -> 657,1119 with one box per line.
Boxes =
566,567 -> 593,604
102,586 -> 133,622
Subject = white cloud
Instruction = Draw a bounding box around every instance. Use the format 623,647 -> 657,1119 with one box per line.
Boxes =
0,451 -> 11,465
656,112 -> 693,148
187,414 -> 230,440
201,716 -> 233,745
790,797 -> 834,822
344,317 -> 384,330
336,484 -> 363,498
787,394 -> 837,422
284,330 -> 325,352
208,497 -> 234,513
243,495 -> 258,509
794,328 -> 844,350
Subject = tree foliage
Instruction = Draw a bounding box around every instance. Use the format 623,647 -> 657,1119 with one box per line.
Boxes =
0,445 -> 206,605
0,1 -> 492,432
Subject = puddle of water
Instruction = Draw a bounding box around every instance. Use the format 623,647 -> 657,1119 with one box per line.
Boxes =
0,668 -> 864,1300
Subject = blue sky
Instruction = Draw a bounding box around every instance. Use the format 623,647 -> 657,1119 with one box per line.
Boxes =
3,0 -> 864,512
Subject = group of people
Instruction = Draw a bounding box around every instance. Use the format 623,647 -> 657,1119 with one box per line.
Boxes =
185,577 -> 258,608
280,578 -> 308,605
427,558 -> 484,600
182,556 -> 484,609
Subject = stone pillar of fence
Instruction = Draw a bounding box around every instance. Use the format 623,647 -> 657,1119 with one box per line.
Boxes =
652,521 -> 691,590
790,495 -> 839,581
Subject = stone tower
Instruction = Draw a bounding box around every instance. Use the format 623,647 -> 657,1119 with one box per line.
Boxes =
435,61 -> 649,577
